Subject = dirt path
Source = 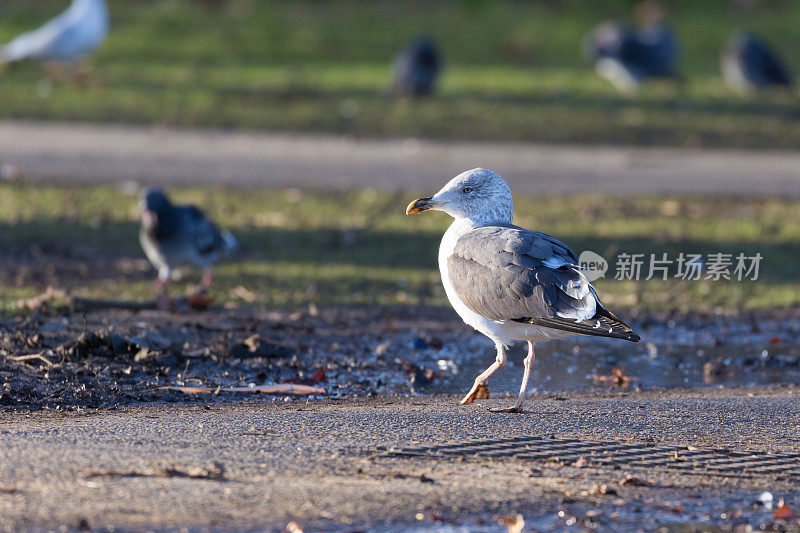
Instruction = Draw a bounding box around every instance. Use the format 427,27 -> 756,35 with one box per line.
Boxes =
2,120 -> 800,195
0,391 -> 798,531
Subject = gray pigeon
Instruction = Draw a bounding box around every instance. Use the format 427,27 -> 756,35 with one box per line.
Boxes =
0,0 -> 109,65
140,188 -> 238,289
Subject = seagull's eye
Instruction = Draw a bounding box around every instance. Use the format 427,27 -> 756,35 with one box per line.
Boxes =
462,186 -> 474,194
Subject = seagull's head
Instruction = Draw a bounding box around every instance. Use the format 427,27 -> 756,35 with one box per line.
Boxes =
406,168 -> 513,225
141,187 -> 171,228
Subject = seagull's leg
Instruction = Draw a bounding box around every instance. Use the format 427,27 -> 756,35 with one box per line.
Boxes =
489,342 -> 535,413
459,343 -> 506,405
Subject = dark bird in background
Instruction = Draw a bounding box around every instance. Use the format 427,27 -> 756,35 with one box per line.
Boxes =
392,35 -> 442,96
583,1 -> 679,94
721,32 -> 793,95
139,188 -> 238,291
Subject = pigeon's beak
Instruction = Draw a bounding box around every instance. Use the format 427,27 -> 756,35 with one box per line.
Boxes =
406,196 -> 446,215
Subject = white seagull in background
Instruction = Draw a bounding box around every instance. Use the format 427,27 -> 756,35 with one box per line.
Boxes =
407,168 -> 640,412
0,0 -> 109,65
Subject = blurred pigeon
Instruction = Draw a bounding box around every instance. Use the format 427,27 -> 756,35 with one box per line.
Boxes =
392,35 -> 442,96
583,2 -> 679,93
0,0 -> 109,65
140,188 -> 238,290
721,32 -> 793,95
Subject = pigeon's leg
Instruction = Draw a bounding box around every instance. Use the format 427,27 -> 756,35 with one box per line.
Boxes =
153,267 -> 170,294
201,270 -> 213,288
44,62 -> 62,82
153,276 -> 168,291
489,341 -> 535,413
459,343 -> 506,405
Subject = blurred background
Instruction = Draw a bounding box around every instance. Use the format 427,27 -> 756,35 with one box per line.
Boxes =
0,0 -> 798,417
0,0 -> 798,313
1,0 -> 800,147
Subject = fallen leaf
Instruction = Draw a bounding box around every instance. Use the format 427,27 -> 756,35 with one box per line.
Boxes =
774,499 -> 797,521
571,457 -> 585,467
155,384 -> 325,395
474,382 -> 491,399
591,366 -> 633,388
230,285 -> 256,302
188,292 -> 214,310
494,514 -> 524,533
398,359 -> 436,391
282,367 -> 327,385
425,336 -> 444,350
284,521 -> 304,533
591,484 -> 617,495
619,476 -> 650,486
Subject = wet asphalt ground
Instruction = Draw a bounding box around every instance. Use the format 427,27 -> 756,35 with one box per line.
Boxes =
1,390 -> 799,532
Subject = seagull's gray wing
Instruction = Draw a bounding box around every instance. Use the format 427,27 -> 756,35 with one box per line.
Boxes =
447,225 -> 639,341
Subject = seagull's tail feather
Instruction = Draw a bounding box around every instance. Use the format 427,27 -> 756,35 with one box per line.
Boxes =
514,308 -> 640,342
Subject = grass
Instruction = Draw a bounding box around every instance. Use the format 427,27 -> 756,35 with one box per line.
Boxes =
2,1 -> 800,147
0,182 -> 798,313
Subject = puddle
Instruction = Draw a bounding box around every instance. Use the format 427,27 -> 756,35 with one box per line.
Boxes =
411,320 -> 800,396
366,491 -> 800,532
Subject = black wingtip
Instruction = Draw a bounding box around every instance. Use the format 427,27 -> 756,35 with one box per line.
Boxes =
627,332 -> 641,343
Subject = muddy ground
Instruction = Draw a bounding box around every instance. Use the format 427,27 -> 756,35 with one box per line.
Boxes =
1,304 -> 800,531
1,302 -> 799,411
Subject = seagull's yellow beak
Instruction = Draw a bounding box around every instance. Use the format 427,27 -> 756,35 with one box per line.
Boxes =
406,197 -> 446,214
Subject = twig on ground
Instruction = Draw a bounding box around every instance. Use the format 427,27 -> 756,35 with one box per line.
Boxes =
3,353 -> 57,368
154,383 -> 325,395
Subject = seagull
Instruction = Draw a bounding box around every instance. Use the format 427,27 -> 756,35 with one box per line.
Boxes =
0,0 -> 109,65
392,35 -> 442,96
583,1 -> 679,94
140,188 -> 238,290
406,169 -> 640,412
721,32 -> 793,95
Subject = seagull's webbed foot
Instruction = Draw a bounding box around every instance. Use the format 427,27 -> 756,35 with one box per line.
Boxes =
486,342 -> 535,415
459,389 -> 478,406
458,345 -> 507,406
458,382 -> 488,405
